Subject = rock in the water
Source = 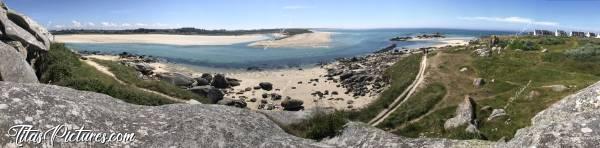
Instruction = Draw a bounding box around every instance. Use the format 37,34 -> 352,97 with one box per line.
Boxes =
444,95 -> 476,129
259,82 -> 273,91
0,42 -> 38,83
281,99 -> 304,111
211,74 -> 230,88
487,109 -> 507,121
189,86 -> 224,103
473,78 -> 485,87
217,98 -> 247,108
157,72 -> 195,87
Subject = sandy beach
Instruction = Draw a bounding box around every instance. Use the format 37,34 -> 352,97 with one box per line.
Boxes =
249,32 -> 333,48
411,37 -> 471,48
55,34 -> 269,46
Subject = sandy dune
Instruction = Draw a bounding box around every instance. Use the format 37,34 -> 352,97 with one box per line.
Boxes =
55,34 -> 269,46
249,32 -> 332,48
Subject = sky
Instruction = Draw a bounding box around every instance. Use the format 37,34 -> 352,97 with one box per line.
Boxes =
5,0 -> 600,32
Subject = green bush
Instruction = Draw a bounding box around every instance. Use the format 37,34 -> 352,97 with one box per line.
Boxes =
507,39 -> 540,51
283,111 -> 349,140
38,43 -> 175,106
564,43 -> 600,61
538,37 -> 567,45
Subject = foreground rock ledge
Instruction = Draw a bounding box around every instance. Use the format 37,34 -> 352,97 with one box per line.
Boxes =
1,81 -> 599,147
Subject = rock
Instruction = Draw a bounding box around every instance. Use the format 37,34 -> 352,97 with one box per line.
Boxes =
217,98 -> 247,108
339,71 -> 354,80
347,100 -> 354,104
188,86 -> 224,103
6,40 -> 26,58
200,73 -> 213,82
262,93 -> 269,98
157,72 -> 195,87
0,6 -> 47,51
474,48 -> 491,57
487,109 -> 507,121
0,42 -> 38,83
281,99 -> 304,111
331,91 -> 339,95
134,63 -> 155,75
480,106 -> 493,111
194,78 -> 210,86
244,87 -> 252,91
547,85 -> 568,92
259,82 -> 273,91
254,86 -> 262,90
271,93 -> 282,100
211,74 -> 230,88
526,90 -> 541,99
465,123 -> 480,134
249,98 -> 257,102
444,95 -> 476,130
0,82 -> 323,147
228,80 -> 241,87
473,78 -> 485,87
258,108 -> 333,126
460,67 -> 468,72
7,8 -> 53,49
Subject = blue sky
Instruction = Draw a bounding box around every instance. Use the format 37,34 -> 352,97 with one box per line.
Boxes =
6,0 -> 600,31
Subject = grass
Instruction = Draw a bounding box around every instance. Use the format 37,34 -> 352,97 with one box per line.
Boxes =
281,54 -> 423,140
37,43 -> 176,106
377,83 -> 446,129
92,59 -> 209,103
393,36 -> 600,141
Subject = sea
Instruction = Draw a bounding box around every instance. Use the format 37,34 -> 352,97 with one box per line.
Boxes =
66,28 -> 514,70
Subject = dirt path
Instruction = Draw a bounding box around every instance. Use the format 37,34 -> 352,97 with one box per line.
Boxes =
82,59 -> 193,104
368,54 -> 428,126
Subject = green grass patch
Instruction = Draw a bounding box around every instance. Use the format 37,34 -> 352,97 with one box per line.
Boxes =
377,83 -> 446,129
37,43 -> 175,106
282,111 -> 349,141
92,59 -> 209,103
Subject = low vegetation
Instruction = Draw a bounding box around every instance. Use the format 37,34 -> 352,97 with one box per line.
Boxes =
394,36 -> 600,141
37,43 -> 175,105
92,59 -> 209,103
377,83 -> 446,129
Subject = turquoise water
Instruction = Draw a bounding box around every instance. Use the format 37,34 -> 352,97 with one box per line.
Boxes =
66,28 -> 514,69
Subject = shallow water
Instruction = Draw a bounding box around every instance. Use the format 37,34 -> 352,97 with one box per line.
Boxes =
66,28 -> 513,69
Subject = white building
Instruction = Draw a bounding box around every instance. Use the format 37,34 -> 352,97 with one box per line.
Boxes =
586,32 -> 597,38
555,30 -> 568,37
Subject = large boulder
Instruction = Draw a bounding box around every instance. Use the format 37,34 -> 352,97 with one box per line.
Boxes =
189,86 -> 224,103
134,63 -> 155,75
211,74 -> 229,88
0,5 -> 47,52
281,99 -> 304,111
259,82 -> 273,91
444,95 -> 476,129
7,8 -> 53,49
0,42 -> 38,83
157,72 -> 195,87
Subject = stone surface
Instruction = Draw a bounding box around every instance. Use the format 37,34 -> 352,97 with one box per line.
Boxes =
0,6 -> 47,51
0,42 -> 38,83
217,98 -> 247,108
211,74 -> 229,88
188,86 -> 224,103
3,80 -> 600,147
157,72 -> 195,87
473,78 -> 485,87
444,95 -> 476,129
7,8 -> 53,49
487,109 -> 507,121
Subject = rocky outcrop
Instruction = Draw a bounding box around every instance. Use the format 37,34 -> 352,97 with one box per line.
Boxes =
3,80 -> 600,147
157,72 -> 195,87
444,95 -> 476,129
0,2 -> 52,83
0,42 -> 38,83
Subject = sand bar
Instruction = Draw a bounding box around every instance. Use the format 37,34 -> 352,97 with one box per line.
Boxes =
249,32 -> 332,48
55,34 -> 269,46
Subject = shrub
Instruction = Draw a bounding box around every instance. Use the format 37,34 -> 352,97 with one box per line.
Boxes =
507,39 -> 540,51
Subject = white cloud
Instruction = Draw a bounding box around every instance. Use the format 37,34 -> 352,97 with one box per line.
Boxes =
135,23 -> 147,26
101,22 -> 117,27
53,25 -> 64,29
122,23 -> 131,27
283,5 -> 311,10
71,20 -> 82,27
458,16 -> 559,26
88,22 -> 95,26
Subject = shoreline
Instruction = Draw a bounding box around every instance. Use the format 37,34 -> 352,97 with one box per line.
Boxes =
55,34 -> 270,46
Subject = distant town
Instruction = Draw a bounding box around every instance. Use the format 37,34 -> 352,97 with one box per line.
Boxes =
529,29 -> 599,38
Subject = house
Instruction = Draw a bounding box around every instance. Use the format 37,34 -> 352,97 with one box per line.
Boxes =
570,31 -> 586,37
586,32 -> 597,38
534,30 -> 553,36
555,30 -> 568,37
